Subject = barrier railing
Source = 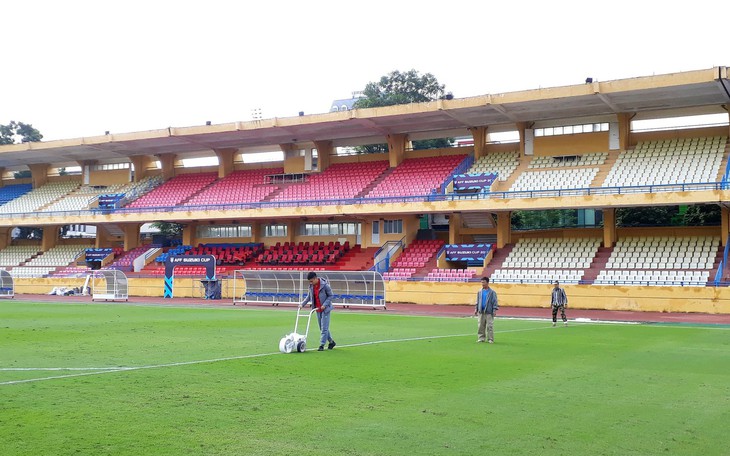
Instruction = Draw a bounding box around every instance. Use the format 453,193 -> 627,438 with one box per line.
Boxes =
440,155 -> 475,194
714,234 -> 730,285
0,181 -> 726,220
372,238 -> 405,274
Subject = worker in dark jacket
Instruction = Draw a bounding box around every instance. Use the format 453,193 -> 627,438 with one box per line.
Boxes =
551,281 -> 568,327
300,272 -> 336,351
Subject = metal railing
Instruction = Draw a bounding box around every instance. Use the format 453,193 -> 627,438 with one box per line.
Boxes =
0,181 -> 726,220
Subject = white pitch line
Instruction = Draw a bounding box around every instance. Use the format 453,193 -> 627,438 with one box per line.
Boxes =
0,324 -> 560,386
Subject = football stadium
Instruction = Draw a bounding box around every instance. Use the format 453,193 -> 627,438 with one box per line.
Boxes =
2,67 -> 730,454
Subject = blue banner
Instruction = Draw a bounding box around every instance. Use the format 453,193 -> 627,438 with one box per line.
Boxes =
163,254 -> 217,298
453,173 -> 497,191
444,244 -> 491,262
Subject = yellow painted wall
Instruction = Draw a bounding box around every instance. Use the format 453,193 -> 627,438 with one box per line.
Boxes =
12,278 -> 730,314
89,169 -> 130,186
534,132 -> 609,156
284,156 -> 306,174
384,281 -> 730,314
632,126 -> 727,147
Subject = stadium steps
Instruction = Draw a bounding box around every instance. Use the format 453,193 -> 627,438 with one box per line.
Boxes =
413,256 -> 440,279
462,212 -> 496,229
355,167 -> 396,198
590,151 -> 619,187
259,183 -> 295,202
581,245 -> 613,284
177,181 -> 219,206
101,224 -> 125,238
482,243 -> 515,277
492,158 -> 529,192
715,141 -> 730,182
338,246 -> 379,271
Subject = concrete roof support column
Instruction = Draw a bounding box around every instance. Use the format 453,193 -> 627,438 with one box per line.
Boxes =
28,163 -> 49,189
41,225 -> 59,252
250,221 -> 260,244
279,143 -> 298,159
76,160 -> 98,185
387,134 -> 408,168
0,227 -> 11,250
603,208 -> 617,248
721,206 -> 730,247
214,148 -> 238,179
515,122 -> 528,157
156,154 -> 177,181
95,226 -> 113,249
468,126 -> 488,160
496,212 -> 511,249
183,222 -> 198,247
130,155 -> 153,182
122,223 -> 141,252
313,140 -> 333,172
0,167 -> 5,187
617,113 -> 633,150
449,213 -> 462,244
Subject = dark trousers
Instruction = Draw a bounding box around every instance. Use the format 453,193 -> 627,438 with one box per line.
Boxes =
552,305 -> 567,322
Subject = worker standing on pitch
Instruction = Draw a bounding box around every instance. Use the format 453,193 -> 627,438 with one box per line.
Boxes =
300,272 -> 336,351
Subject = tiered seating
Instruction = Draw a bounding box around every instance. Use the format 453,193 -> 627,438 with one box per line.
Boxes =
595,236 -> 718,286
272,162 -> 388,202
108,245 -> 159,271
528,152 -> 607,169
466,151 -> 519,181
366,155 -> 467,198
425,268 -> 476,282
491,237 -> 601,284
257,241 -> 350,265
43,183 -> 130,212
603,136 -> 726,188
383,239 -> 444,280
187,244 -> 264,265
52,266 -> 92,278
0,181 -> 79,214
0,183 -> 33,206
12,245 -> 86,278
155,245 -> 193,263
510,168 -> 598,192
125,173 -> 218,208
185,168 -> 284,206
0,245 -> 40,267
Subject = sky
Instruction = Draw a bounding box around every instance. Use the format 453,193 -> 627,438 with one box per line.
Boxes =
2,0 -> 729,142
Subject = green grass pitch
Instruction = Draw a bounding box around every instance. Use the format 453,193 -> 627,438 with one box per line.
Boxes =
1,301 -> 728,455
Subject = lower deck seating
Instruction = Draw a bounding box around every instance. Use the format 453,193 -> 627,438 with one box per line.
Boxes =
384,239 -> 444,280
425,268 -> 476,282
256,241 -> 350,266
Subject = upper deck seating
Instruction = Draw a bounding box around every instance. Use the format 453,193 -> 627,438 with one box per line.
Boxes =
271,162 -> 388,202
603,136 -> 727,188
510,168 -> 599,192
125,173 -> 218,208
0,181 -> 80,214
185,168 -> 284,206
365,155 -> 467,198
527,152 -> 607,169
0,183 -> 33,206
466,151 -> 520,181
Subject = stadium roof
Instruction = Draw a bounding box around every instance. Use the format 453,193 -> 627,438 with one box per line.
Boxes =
1,66 -> 728,168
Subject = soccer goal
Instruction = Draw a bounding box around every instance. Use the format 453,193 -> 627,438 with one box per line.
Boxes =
0,270 -> 14,299
91,270 -> 129,302
232,270 -> 386,309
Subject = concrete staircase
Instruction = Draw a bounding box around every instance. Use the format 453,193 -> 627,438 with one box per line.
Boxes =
591,151 -> 619,187
581,245 -> 613,284
338,246 -> 379,271
483,244 -> 515,277
356,167 -> 397,198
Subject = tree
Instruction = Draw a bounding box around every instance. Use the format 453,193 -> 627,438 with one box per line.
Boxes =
682,204 -> 721,226
0,121 -> 43,145
353,70 -> 453,153
151,222 -> 184,237
512,210 -> 579,230
616,206 -> 677,227
13,170 -> 32,179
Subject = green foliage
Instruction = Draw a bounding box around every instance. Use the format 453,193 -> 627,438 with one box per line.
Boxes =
13,170 -> 32,179
353,70 -> 453,154
1,303 -> 728,455
512,209 -> 580,230
682,204 -> 721,226
616,206 -> 677,227
0,121 -> 43,144
353,69 -> 446,109
151,221 -> 184,237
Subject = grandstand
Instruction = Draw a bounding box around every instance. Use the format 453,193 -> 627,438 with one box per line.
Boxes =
0,67 -> 730,312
